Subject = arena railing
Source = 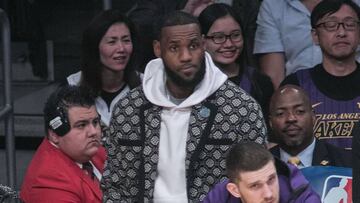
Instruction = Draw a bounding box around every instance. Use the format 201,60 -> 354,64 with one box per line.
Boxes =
0,8 -> 16,189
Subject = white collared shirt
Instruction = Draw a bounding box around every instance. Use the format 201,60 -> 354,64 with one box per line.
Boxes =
280,139 -> 316,168
76,161 -> 102,181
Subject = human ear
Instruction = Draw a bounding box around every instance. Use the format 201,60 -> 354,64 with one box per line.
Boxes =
48,129 -> 60,145
311,109 -> 316,124
200,34 -> 206,50
311,29 -> 319,45
269,117 -> 273,129
202,34 -> 208,50
226,182 -> 241,198
153,40 -> 161,58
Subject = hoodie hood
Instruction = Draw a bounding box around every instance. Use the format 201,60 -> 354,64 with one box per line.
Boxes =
142,52 -> 227,109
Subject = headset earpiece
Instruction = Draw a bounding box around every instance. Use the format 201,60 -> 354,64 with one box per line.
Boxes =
49,105 -> 70,136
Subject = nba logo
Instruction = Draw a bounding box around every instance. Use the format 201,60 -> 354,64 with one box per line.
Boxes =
322,175 -> 352,203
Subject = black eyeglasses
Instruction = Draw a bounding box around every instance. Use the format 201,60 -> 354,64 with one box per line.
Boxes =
205,31 -> 243,44
316,20 -> 360,32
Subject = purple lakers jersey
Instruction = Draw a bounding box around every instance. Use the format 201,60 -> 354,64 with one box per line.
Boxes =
297,69 -> 360,150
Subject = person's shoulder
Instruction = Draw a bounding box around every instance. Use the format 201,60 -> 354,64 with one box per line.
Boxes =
354,62 -> 360,79
28,139 -> 63,167
117,85 -> 147,105
216,80 -> 260,104
276,160 -> 321,202
21,140 -> 92,202
282,65 -> 322,87
112,85 -> 150,118
202,179 -> 239,203
269,145 -> 281,157
21,161 -> 82,202
212,81 -> 264,121
219,80 -> 254,97
316,139 -> 352,167
319,140 -> 350,156
26,141 -> 78,181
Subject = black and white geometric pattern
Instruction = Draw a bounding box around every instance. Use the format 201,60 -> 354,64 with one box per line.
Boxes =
102,80 -> 266,202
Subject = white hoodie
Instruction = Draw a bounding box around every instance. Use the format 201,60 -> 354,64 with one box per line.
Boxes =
142,52 -> 227,203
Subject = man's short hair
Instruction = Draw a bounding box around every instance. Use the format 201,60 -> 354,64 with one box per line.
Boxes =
154,10 -> 201,40
269,85 -> 312,116
226,142 -> 274,183
311,0 -> 360,28
43,85 -> 96,136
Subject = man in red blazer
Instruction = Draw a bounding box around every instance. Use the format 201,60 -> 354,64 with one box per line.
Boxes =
21,85 -> 106,203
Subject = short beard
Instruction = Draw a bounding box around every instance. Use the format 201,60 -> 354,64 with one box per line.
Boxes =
164,60 -> 206,88
283,139 -> 302,148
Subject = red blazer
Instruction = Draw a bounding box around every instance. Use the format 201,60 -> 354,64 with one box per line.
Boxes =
20,138 -> 106,203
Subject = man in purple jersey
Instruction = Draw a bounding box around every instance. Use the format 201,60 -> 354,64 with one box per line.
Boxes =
281,0 -> 360,150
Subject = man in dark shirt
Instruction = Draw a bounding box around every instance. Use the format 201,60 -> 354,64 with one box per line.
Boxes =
281,0 -> 360,150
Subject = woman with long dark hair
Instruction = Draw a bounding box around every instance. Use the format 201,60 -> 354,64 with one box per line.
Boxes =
67,10 -> 141,127
199,3 -> 273,137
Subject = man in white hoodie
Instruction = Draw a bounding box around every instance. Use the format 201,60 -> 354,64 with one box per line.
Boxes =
101,11 -> 267,203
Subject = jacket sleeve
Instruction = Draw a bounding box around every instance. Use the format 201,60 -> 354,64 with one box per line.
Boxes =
237,94 -> 267,145
301,191 -> 322,203
22,169 -> 81,203
284,164 -> 321,203
101,111 -> 122,202
23,188 -> 80,203
101,97 -> 139,202
289,184 -> 321,203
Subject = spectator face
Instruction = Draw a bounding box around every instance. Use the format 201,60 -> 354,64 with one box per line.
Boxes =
49,106 -> 101,163
270,87 -> 315,152
312,4 -> 360,61
154,23 -> 205,87
205,15 -> 243,68
99,23 -> 133,72
227,161 -> 280,203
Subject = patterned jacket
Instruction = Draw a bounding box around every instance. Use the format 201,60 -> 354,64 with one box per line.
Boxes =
102,80 -> 267,202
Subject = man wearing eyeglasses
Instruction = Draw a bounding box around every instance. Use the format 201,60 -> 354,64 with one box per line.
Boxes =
281,0 -> 360,150
255,0 -> 360,89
